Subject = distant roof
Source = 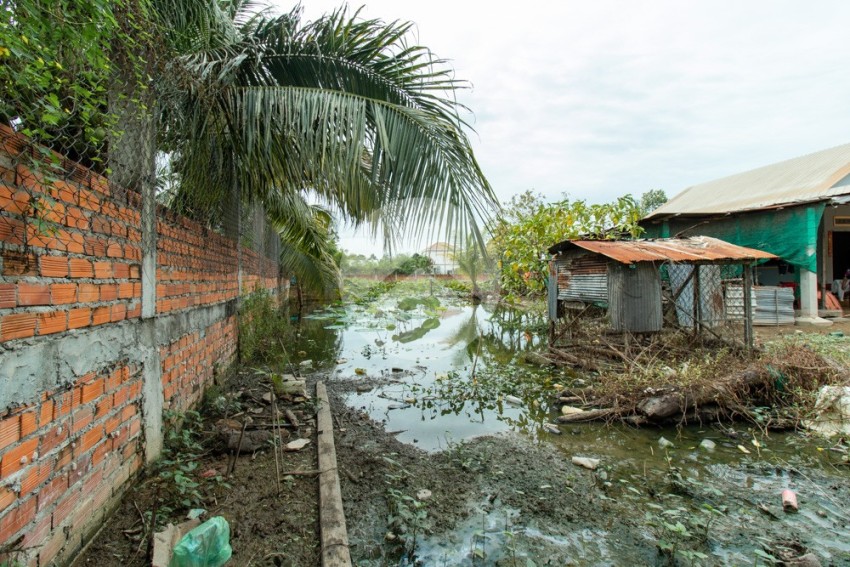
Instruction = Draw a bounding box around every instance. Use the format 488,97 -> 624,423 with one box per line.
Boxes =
548,236 -> 777,264
646,143 -> 850,219
423,242 -> 453,252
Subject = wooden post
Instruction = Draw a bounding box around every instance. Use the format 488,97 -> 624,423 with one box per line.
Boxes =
316,382 -> 352,567
692,265 -> 701,337
743,263 -> 753,352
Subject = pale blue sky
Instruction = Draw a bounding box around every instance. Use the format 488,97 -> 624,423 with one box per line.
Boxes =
277,0 -> 850,255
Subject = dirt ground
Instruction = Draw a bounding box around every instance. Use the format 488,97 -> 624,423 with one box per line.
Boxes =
77,368 -> 322,567
79,360 -> 850,567
755,317 -> 850,342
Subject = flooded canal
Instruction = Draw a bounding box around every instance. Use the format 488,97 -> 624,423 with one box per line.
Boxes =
293,281 -> 850,566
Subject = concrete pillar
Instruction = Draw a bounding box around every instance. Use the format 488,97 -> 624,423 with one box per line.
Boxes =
799,268 -> 819,319
797,206 -> 831,325
223,182 -> 243,299
139,176 -> 164,463
141,176 -> 157,320
140,321 -> 163,464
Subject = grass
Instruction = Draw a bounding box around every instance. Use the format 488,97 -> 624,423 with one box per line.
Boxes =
238,287 -> 292,364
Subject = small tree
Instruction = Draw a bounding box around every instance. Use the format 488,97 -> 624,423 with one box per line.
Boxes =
490,191 -> 643,298
453,240 -> 490,300
396,253 -> 434,275
639,189 -> 668,216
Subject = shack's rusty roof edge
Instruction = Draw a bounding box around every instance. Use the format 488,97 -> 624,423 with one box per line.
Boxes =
548,236 -> 777,264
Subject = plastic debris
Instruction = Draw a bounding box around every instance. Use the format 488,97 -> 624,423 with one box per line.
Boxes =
560,406 -> 584,416
543,423 -> 562,435
782,489 -> 798,512
571,456 -> 599,470
804,386 -> 850,437
169,516 -> 232,567
285,438 -> 310,451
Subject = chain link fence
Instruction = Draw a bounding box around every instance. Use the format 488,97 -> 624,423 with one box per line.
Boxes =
0,0 -> 281,266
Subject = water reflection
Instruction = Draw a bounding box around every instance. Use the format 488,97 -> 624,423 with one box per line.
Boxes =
295,292 -> 552,450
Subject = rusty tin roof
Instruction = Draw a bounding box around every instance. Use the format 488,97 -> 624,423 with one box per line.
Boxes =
548,236 -> 777,264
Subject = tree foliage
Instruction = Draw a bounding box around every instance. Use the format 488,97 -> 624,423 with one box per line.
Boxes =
453,237 -> 491,296
156,3 -> 496,273
1,1 -> 498,294
0,0 -> 153,167
340,252 -> 433,277
490,191 -> 644,297
639,189 -> 668,216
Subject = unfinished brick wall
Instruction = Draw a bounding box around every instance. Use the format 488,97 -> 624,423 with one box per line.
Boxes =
0,125 -> 282,566
0,363 -> 144,565
160,317 -> 237,412
155,210 -> 239,314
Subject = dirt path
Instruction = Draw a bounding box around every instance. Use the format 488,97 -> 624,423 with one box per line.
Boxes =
78,368 -> 322,567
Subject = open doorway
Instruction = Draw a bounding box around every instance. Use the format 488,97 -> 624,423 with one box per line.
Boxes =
833,232 -> 850,279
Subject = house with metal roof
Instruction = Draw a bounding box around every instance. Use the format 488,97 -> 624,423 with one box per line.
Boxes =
642,143 -> 850,323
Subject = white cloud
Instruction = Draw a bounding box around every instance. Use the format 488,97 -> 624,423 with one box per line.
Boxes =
276,0 -> 850,254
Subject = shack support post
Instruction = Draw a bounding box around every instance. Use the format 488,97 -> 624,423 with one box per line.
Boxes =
743,262 -> 753,351
693,265 -> 702,337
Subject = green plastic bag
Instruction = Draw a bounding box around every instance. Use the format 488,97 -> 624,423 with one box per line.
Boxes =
169,516 -> 232,567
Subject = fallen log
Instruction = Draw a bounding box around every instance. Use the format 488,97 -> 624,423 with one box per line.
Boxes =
556,408 -> 621,423
636,369 -> 764,421
552,368 -> 779,426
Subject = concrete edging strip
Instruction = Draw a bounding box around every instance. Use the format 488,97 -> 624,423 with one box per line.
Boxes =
316,381 -> 352,567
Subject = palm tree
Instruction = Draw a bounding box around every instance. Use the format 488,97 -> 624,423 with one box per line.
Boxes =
148,0 -> 498,292
453,237 -> 490,301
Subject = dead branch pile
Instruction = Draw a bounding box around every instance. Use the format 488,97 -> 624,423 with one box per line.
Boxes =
545,333 -> 846,429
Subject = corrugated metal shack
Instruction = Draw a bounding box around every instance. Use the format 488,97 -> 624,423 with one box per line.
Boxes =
547,236 -> 776,349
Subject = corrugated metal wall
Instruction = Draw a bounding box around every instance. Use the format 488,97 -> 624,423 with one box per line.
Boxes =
555,253 -> 608,303
608,262 -> 663,332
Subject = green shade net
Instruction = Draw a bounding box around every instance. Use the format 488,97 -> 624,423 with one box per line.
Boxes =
644,203 -> 823,273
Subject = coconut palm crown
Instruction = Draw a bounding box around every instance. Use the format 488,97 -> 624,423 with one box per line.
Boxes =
153,1 -> 498,291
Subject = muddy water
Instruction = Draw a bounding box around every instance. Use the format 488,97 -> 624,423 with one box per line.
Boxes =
294,287 -> 850,565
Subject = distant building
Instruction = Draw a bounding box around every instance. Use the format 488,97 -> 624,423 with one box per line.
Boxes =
642,143 -> 850,322
422,242 -> 458,275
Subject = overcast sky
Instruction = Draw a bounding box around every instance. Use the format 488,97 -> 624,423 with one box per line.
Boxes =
278,0 -> 850,255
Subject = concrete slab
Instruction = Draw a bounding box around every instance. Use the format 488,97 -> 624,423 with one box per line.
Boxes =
795,316 -> 834,326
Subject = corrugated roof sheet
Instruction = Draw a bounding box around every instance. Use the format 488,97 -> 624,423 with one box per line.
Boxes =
548,236 -> 776,264
646,143 -> 850,218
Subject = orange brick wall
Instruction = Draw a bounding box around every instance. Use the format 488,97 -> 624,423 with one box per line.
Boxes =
242,246 -> 279,294
155,211 -> 239,314
0,126 -> 280,565
0,363 -> 143,566
160,316 -> 238,412
0,135 -> 143,343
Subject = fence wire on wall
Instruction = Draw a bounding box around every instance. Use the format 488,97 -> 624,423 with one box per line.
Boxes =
0,0 -> 281,266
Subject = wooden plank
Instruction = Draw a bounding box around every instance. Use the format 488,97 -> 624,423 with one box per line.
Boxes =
316,382 -> 352,567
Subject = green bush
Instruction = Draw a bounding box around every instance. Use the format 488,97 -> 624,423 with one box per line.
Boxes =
238,288 -> 290,363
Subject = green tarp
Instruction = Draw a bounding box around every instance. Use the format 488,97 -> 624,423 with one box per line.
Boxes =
644,203 -> 823,273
